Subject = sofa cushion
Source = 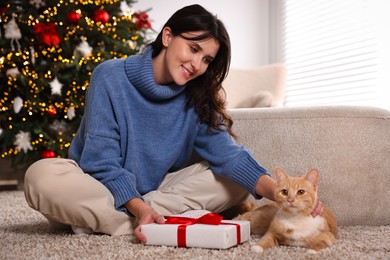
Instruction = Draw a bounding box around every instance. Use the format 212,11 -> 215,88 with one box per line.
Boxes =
235,90 -> 273,108
223,64 -> 286,108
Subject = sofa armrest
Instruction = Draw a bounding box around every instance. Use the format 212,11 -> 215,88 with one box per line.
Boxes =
229,106 -> 390,226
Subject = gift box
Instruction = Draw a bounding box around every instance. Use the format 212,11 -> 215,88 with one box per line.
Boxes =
141,210 -> 250,249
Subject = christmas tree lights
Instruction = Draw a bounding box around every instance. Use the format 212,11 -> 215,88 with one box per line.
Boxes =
0,0 -> 153,168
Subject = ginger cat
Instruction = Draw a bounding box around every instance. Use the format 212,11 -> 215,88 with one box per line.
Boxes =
235,167 -> 338,253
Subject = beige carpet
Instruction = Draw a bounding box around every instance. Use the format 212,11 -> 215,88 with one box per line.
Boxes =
1,191 -> 389,260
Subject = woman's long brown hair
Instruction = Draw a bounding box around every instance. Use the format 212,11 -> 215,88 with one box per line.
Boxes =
150,4 -> 235,137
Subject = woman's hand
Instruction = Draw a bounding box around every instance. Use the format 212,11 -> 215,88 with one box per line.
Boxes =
255,174 -> 277,201
125,198 -> 165,244
311,199 -> 324,218
134,207 -> 165,244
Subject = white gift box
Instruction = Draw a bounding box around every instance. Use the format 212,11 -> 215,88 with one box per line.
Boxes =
141,210 -> 250,249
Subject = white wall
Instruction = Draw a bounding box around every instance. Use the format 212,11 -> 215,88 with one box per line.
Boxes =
133,0 -> 272,68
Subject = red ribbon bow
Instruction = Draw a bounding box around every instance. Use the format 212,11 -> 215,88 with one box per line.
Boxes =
33,22 -> 61,47
164,212 -> 241,247
165,212 -> 223,226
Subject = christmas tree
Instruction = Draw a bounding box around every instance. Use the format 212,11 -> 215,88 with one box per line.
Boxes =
0,0 -> 153,168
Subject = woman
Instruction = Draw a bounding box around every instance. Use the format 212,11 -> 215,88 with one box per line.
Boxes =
24,4 -> 320,243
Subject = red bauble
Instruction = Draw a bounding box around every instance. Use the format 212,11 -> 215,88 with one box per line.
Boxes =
67,10 -> 81,25
41,149 -> 56,159
94,10 -> 109,24
47,106 -> 57,116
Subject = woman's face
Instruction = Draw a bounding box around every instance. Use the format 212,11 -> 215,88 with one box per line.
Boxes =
160,28 -> 220,86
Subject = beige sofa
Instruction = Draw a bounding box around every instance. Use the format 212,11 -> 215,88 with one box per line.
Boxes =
223,66 -> 390,226
229,106 -> 390,226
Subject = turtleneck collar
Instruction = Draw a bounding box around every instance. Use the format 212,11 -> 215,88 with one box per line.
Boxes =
124,46 -> 186,100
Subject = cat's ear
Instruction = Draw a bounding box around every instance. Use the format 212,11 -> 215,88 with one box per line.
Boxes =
304,168 -> 319,190
274,167 -> 289,183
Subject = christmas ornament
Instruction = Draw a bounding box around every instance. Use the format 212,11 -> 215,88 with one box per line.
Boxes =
126,39 -> 135,50
47,106 -> 57,116
50,77 -> 63,95
41,149 -> 55,158
67,10 -> 81,25
14,131 -> 33,153
30,46 -> 36,65
50,120 -> 67,133
13,96 -> 23,113
67,106 -> 76,120
0,7 -> 7,15
75,37 -> 93,57
3,16 -> 22,51
33,22 -> 61,47
6,67 -> 21,78
134,12 -> 152,30
94,10 -> 110,24
29,0 -> 46,9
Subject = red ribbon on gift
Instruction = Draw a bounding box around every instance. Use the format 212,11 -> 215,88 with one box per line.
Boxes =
164,212 -> 241,247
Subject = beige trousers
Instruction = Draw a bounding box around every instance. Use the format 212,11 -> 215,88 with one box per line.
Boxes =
24,158 -> 248,236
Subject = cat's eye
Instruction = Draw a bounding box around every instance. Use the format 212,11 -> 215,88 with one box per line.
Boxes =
281,189 -> 288,196
297,189 -> 305,195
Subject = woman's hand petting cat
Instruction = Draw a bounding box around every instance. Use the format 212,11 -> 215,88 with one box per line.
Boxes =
311,199 -> 324,217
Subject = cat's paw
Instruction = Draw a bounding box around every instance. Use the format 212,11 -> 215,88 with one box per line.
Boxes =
251,245 -> 264,253
306,249 -> 318,254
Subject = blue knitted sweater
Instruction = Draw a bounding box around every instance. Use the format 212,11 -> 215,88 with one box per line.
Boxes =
69,47 -> 268,213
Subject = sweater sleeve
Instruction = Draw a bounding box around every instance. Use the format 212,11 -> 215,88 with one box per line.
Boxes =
193,123 -> 269,198
68,61 -> 141,214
